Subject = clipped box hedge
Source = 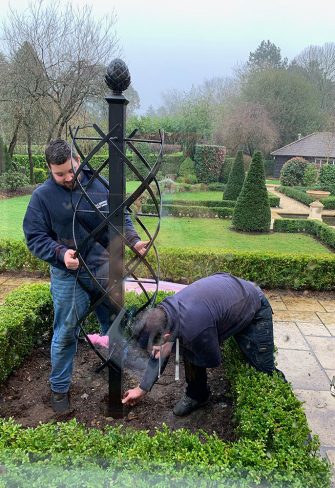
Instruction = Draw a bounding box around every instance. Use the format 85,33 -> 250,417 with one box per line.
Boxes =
155,193 -> 280,208
0,284 -> 331,487
273,218 -> 335,251
142,203 -> 234,219
1,238 -> 335,290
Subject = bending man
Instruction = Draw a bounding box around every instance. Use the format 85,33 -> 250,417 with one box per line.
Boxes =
122,272 -> 283,416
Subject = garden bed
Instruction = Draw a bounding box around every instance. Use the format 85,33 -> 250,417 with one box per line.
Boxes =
0,340 -> 235,440
0,284 -> 331,486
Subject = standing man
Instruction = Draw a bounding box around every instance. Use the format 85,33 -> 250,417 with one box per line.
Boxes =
23,139 -> 147,413
122,273 -> 284,416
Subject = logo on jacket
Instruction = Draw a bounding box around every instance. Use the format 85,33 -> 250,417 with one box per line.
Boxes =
95,200 -> 108,209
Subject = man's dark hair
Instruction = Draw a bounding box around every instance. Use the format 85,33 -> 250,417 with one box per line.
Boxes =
45,139 -> 78,166
133,307 -> 168,349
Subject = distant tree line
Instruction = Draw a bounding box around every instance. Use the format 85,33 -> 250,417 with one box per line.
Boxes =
0,0 -> 139,175
129,39 -> 335,158
1,1 -> 335,175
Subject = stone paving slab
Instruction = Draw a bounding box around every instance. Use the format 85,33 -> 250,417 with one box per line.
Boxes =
317,312 -> 335,327
274,322 -> 309,350
281,296 -> 326,312
318,300 -> 335,313
305,336 -> 335,370
297,322 -> 332,337
276,349 -> 330,390
295,390 -> 335,447
325,370 -> 335,381
273,310 -> 323,324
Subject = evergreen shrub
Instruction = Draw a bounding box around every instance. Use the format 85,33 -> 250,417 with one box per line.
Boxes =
278,186 -> 314,205
319,164 -> 335,194
2,239 -> 335,290
0,286 -> 330,486
208,182 -> 225,191
177,157 -> 196,177
193,144 -> 226,183
273,218 -> 335,250
219,157 -> 234,183
224,150 -> 245,200
280,157 -> 310,186
142,203 -> 234,219
33,167 -> 48,184
232,151 -> 271,232
303,164 -> 318,186
0,171 -> 31,191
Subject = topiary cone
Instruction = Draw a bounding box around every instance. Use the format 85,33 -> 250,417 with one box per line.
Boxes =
232,151 -> 271,232
224,150 -> 245,200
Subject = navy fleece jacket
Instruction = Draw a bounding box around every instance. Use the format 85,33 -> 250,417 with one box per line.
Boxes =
140,273 -> 263,391
23,170 -> 140,271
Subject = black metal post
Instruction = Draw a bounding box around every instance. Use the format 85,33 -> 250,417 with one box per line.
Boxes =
71,58 -> 162,420
105,60 -> 130,418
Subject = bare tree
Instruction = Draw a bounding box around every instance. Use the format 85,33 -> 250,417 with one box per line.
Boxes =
293,43 -> 335,112
221,101 -> 279,156
1,0 -> 120,143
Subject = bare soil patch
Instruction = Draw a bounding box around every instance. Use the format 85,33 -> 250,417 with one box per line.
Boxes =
0,340 -> 236,441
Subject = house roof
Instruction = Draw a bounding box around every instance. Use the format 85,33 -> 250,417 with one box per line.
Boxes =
271,132 -> 335,158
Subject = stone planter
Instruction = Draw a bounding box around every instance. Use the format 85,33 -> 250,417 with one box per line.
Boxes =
306,190 -> 330,200
306,190 -> 330,220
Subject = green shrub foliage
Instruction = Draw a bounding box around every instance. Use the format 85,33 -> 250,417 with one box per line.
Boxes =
193,144 -> 226,183
319,163 -> 335,194
177,157 -> 196,177
224,150 -> 245,200
232,151 -> 271,232
2,238 -> 335,289
33,167 -> 48,184
280,157 -> 310,186
0,170 -> 31,191
303,164 -> 318,186
0,285 -> 330,487
219,156 -> 234,183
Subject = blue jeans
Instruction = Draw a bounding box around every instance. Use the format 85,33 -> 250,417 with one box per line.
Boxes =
50,266 -> 113,393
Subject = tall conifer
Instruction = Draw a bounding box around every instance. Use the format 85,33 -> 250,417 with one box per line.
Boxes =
232,151 -> 271,232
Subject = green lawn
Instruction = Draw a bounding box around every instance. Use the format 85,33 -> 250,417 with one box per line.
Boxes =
127,181 -> 222,201
0,195 -> 31,240
137,217 -> 331,254
0,194 -> 331,255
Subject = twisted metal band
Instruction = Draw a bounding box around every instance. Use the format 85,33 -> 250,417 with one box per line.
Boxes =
68,123 -> 163,367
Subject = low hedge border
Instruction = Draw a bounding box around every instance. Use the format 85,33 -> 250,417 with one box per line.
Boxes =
273,218 -> 335,251
158,198 -> 237,208
149,194 -> 280,208
1,239 -> 335,290
142,203 -> 234,219
0,284 -> 331,487
0,285 -> 170,384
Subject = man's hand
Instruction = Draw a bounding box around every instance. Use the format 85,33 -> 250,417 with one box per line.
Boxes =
122,386 -> 146,406
64,249 -> 79,270
134,240 -> 150,255
151,341 -> 173,359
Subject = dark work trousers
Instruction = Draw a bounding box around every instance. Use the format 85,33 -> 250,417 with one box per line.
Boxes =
184,295 -> 275,401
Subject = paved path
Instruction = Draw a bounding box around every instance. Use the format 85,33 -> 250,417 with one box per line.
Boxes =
268,186 -> 335,226
0,272 -> 334,483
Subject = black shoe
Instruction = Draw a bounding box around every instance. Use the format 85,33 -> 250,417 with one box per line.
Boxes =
173,394 -> 209,416
51,391 -> 70,413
